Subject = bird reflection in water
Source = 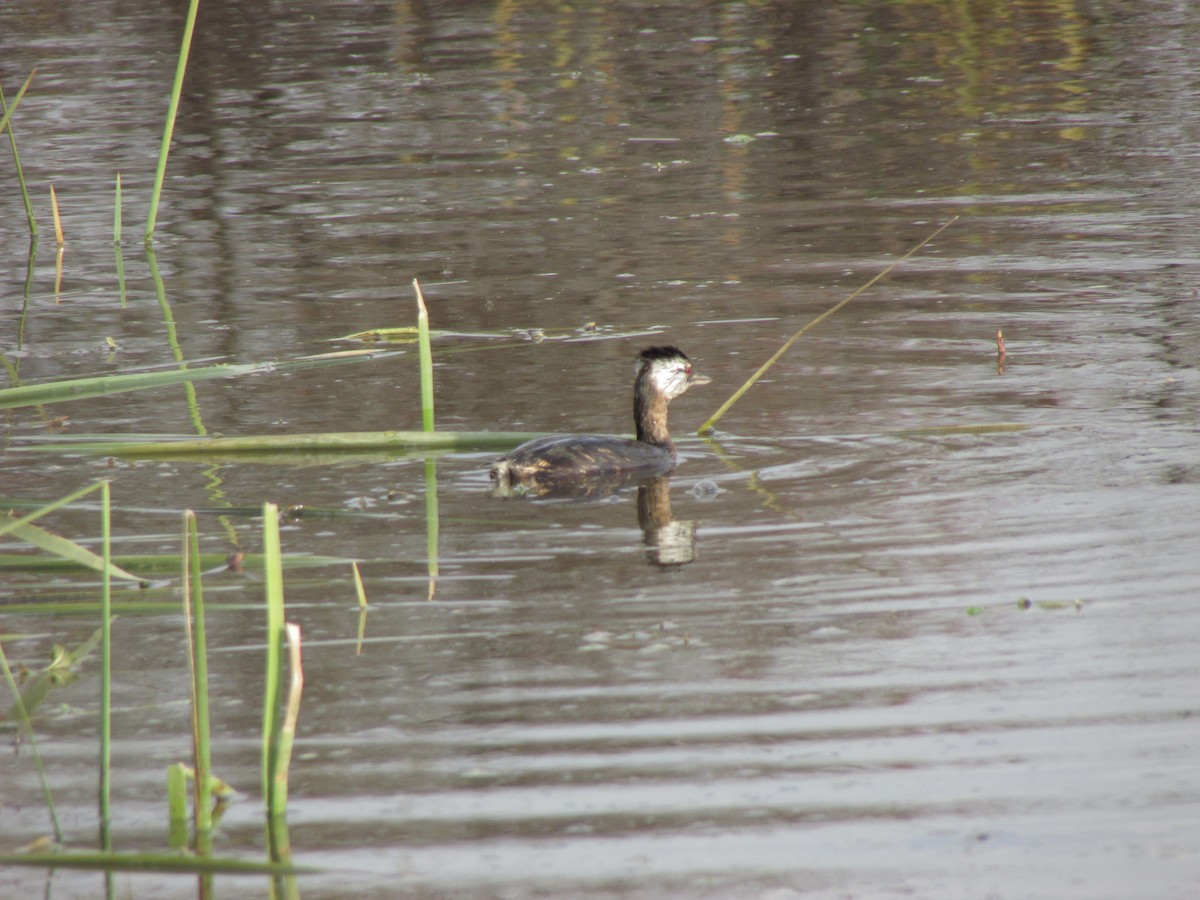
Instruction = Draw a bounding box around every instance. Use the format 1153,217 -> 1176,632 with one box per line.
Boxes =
491,472 -> 698,568
636,476 -> 697,567
488,346 -> 709,566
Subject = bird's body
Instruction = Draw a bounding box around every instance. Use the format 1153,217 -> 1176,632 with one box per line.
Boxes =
490,346 -> 710,493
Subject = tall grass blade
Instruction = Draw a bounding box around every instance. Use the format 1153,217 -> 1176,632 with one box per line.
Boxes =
183,511 -> 214,900
272,623 -> 303,813
697,215 -> 959,433
51,183 -> 65,303
352,562 -> 368,655
113,174 -> 122,244
15,238 -> 38,359
182,511 -> 214,858
0,851 -> 313,875
0,73 -> 38,236
355,609 -> 368,657
115,173 -> 127,306
98,481 -> 113,868
351,562 -> 368,610
166,763 -> 189,851
0,69 -> 36,137
23,429 -> 545,457
0,349 -> 391,411
270,624 -> 303,900
145,0 -> 201,242
413,278 -> 435,432
0,549 -> 351,576
0,642 -> 63,841
54,249 -> 65,305
115,242 -> 127,307
0,481 -> 107,536
3,627 -> 103,723
261,503 -> 285,822
50,184 -> 64,247
5,517 -> 143,582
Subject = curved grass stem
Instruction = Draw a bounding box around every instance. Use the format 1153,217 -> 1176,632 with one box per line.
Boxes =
697,215 -> 959,434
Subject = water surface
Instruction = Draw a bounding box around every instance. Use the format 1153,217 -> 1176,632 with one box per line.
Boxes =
1,2 -> 1198,898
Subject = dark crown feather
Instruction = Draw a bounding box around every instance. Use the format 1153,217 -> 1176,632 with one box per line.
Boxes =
638,345 -> 688,364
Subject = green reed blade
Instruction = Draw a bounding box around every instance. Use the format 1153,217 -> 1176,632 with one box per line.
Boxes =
0,482 -> 106,538
0,641 -> 63,841
145,0 -> 200,242
261,502 -> 285,821
268,624 -> 303,899
5,517 -> 143,582
355,607 -> 368,657
114,238 -> 127,307
0,348 -> 393,411
98,481 -> 112,855
113,174 -> 122,244
22,429 -> 545,457
0,851 -> 314,875
166,763 -> 189,851
272,623 -> 303,813
183,511 -> 213,852
0,68 -> 36,137
0,71 -> 38,236
351,562 -> 368,610
697,216 -> 959,434
49,184 -> 64,246
413,278 -> 435,432
0,599 -> 254,616
3,626 -> 103,723
0,550 -> 351,574
18,237 -> 37,353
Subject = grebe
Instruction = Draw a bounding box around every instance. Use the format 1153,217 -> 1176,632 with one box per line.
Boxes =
490,346 -> 710,491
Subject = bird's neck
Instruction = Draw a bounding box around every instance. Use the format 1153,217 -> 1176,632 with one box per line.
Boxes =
634,384 -> 673,450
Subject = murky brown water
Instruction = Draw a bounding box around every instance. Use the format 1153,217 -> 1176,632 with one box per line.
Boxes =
3,1 -> 1199,897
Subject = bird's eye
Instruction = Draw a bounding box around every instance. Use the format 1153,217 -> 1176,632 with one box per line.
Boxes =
685,366 -> 692,375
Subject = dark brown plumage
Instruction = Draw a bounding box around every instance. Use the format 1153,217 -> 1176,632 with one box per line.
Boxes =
491,346 -> 710,492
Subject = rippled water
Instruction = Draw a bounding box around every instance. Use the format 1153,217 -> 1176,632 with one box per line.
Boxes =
2,1 -> 1199,898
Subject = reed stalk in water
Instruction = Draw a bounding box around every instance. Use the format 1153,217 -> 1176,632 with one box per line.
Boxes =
413,278 -> 435,432
113,173 -> 123,243
114,175 -> 127,304
145,0 -> 201,242
352,561 -> 369,655
698,216 -> 959,434
412,279 -> 440,595
182,511 -> 214,855
0,642 -> 63,841
98,481 -> 113,883
50,185 -> 64,246
0,71 -> 38,237
261,502 -> 285,822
